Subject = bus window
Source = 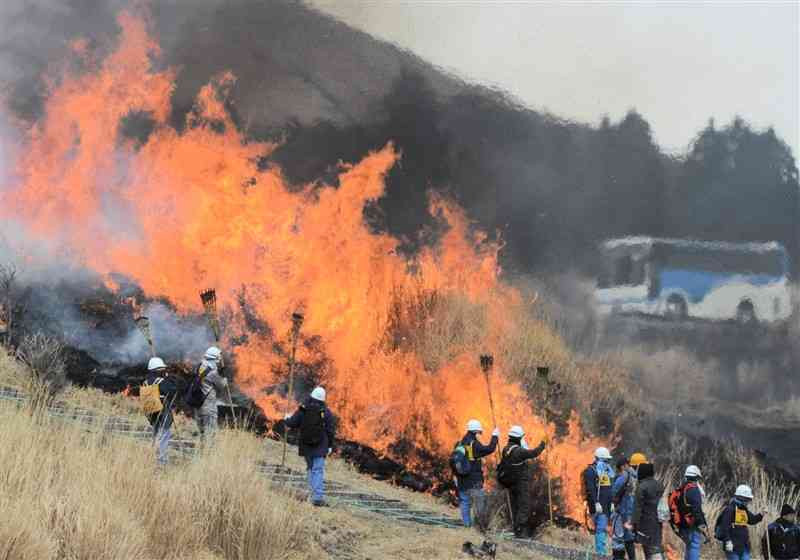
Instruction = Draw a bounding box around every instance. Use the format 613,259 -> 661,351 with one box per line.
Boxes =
614,256 -> 633,286
612,255 -> 646,286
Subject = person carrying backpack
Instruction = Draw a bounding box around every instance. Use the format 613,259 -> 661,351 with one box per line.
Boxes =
584,447 -> 616,555
455,419 -> 499,529
497,425 -> 545,538
612,455 -> 641,560
141,357 -> 178,466
761,504 -> 800,560
715,485 -> 764,560
632,458 -> 666,560
191,346 -> 229,447
284,386 -> 336,507
670,465 -> 708,560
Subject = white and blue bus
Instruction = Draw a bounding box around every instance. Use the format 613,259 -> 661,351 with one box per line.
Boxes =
595,237 -> 792,323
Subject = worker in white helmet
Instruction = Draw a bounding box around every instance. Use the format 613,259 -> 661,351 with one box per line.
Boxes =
498,425 -> 546,538
192,346 -> 229,447
716,485 -> 764,560
583,446 -> 616,555
675,465 -> 708,560
454,419 -> 499,529
141,357 -> 178,466
285,386 -> 336,506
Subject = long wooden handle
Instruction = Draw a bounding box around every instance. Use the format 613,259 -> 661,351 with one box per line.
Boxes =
543,408 -> 554,524
281,324 -> 301,468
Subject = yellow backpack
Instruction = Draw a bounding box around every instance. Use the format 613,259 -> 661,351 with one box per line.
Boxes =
140,379 -> 163,415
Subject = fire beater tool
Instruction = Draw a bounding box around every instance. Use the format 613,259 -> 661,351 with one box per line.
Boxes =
199,289 -> 235,419
134,315 -> 155,357
200,289 -> 221,342
281,311 -> 304,469
480,354 -> 514,527
537,366 -> 555,525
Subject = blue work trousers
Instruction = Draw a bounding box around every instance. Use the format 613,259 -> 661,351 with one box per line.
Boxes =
304,455 -> 326,503
680,528 -> 704,560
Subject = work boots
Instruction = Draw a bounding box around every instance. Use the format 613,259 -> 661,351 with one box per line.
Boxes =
513,526 -> 532,539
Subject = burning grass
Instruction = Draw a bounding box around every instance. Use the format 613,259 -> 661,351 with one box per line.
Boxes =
0,355 -> 559,560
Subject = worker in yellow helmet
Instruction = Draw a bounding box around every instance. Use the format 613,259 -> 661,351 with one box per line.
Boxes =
631,453 -> 648,468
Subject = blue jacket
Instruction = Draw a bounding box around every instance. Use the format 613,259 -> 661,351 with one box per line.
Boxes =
584,460 -> 616,514
456,431 -> 498,490
613,468 -> 637,520
717,499 -> 763,553
285,398 -> 336,459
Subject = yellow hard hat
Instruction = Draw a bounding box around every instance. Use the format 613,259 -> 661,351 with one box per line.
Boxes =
630,452 -> 648,467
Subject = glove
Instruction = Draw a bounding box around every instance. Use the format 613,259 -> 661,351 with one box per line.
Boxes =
725,541 -> 734,553
610,503 -> 616,514
595,503 -> 603,515
492,428 -> 500,437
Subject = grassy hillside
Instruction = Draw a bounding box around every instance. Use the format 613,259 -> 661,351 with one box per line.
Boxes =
0,350 -> 560,560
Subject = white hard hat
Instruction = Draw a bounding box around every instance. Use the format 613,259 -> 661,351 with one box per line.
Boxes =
310,386 -> 326,402
594,447 -> 612,460
684,465 -> 703,478
147,357 -> 166,371
735,485 -> 754,500
466,419 -> 483,433
509,425 -> 525,438
205,346 -> 222,361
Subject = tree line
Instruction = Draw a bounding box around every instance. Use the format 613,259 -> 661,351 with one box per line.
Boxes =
265,71 -> 799,277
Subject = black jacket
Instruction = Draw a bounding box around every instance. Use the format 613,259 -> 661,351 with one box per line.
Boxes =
144,373 -> 178,432
457,431 -> 498,490
718,500 -> 764,553
501,440 -> 545,486
762,518 -> 800,560
632,463 -> 664,550
285,398 -> 336,459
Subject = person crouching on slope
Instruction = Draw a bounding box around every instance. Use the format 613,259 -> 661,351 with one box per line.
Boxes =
284,386 -> 336,507
584,447 -> 616,555
456,419 -> 499,529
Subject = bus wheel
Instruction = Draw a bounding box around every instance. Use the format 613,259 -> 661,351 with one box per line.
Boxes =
736,301 -> 757,325
665,295 -> 688,321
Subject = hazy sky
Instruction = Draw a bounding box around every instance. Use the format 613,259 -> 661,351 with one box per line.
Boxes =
310,1 -> 799,157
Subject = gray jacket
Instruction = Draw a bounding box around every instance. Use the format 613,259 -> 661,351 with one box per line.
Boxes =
197,359 -> 228,416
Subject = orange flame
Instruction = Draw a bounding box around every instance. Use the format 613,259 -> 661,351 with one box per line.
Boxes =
0,11 -> 606,518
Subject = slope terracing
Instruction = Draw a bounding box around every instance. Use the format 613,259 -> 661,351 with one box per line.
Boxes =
0,385 -> 599,560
